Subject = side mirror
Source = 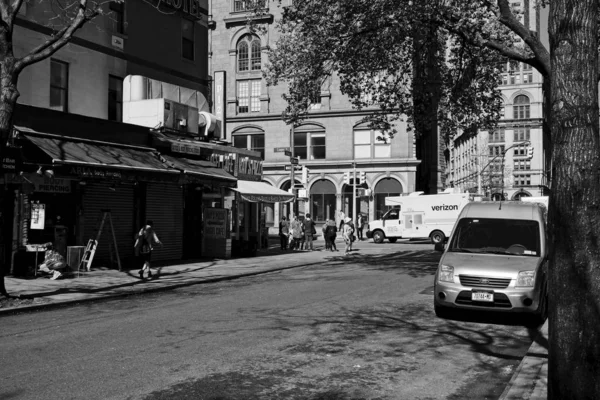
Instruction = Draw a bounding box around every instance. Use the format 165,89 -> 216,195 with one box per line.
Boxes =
434,242 -> 445,252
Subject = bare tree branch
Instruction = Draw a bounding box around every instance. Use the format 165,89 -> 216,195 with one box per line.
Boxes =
13,0 -> 100,76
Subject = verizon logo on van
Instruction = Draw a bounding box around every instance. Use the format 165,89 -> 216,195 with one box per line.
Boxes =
431,204 -> 459,211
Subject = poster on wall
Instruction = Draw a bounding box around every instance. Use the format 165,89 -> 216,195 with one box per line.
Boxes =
203,208 -> 228,239
30,203 -> 45,230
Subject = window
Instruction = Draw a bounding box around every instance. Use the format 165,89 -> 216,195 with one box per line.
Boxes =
489,129 -> 505,143
294,129 -> 326,160
310,180 -> 336,223
233,134 -> 265,159
237,80 -> 261,113
489,145 -> 505,157
237,35 -> 261,72
108,75 -> 122,122
109,1 -> 125,34
514,160 -> 531,170
50,59 -> 68,112
354,129 -> 391,159
182,19 -> 194,61
523,72 -> 533,83
514,144 -> 528,157
514,174 -> 531,186
514,127 -> 530,141
513,95 -> 530,119
233,0 -> 265,12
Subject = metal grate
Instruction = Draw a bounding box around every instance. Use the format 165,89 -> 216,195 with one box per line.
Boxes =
459,274 -> 511,289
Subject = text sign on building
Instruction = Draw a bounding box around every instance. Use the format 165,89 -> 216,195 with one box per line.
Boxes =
203,208 -> 228,239
111,35 -> 124,50
157,0 -> 205,19
214,71 -> 226,140
274,147 -> 290,153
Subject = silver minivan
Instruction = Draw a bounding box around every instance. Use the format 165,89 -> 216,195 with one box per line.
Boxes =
433,201 -> 548,323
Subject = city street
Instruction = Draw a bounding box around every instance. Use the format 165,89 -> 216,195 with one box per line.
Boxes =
0,241 -> 539,400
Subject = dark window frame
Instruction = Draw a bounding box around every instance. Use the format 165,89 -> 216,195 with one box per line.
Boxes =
50,59 -> 69,112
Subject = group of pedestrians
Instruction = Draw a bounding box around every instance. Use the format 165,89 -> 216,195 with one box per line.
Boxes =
278,213 -> 317,251
278,212 -> 367,256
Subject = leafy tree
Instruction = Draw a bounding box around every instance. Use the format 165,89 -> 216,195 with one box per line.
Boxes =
0,0 -> 116,297
259,0 -> 600,397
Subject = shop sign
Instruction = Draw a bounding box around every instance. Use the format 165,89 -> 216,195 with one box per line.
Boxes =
3,173 -> 72,193
158,0 -> 203,19
1,146 -> 22,173
203,208 -> 228,239
69,166 -> 122,180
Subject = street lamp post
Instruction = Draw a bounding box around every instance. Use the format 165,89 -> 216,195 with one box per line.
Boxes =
477,141 -> 531,197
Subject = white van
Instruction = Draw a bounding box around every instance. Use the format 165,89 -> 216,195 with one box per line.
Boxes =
433,201 -> 548,323
366,190 -> 471,244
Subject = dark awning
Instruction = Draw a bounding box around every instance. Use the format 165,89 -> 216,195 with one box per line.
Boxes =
162,155 -> 236,184
19,127 -> 178,175
231,180 -> 294,203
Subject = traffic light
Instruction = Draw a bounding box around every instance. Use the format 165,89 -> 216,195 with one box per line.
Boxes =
527,146 -> 534,158
301,166 -> 309,185
343,171 -> 350,184
358,171 -> 366,185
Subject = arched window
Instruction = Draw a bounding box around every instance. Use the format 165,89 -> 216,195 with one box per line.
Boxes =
513,95 -> 530,119
280,180 -> 301,219
374,178 -> 402,219
237,35 -> 261,72
310,180 -> 336,223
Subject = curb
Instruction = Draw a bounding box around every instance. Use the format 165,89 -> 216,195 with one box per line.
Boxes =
0,259 -> 325,317
498,320 -> 548,400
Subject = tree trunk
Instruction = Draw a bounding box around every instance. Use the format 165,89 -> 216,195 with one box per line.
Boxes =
548,0 -> 600,398
0,59 -> 20,298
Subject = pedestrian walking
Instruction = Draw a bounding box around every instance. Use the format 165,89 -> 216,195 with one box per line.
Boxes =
279,216 -> 290,250
343,217 -> 355,255
290,216 -> 304,250
134,220 -> 162,279
357,213 -> 365,241
338,210 -> 346,231
302,213 -> 317,251
322,221 -> 330,250
326,219 -> 338,252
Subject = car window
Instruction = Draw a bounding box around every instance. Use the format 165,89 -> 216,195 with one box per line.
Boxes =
383,209 -> 399,220
448,217 -> 540,256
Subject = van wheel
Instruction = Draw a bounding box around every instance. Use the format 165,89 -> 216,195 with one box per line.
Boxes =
533,293 -> 548,326
430,230 -> 445,244
388,238 -> 398,243
373,230 -> 385,244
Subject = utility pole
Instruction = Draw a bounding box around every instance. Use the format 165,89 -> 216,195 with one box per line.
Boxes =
290,125 -> 296,218
352,161 -> 357,227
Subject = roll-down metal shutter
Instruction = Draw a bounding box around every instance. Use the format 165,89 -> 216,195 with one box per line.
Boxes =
83,183 -> 135,267
146,183 -> 183,261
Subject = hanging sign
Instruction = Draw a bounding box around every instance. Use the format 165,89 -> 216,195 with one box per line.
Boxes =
30,203 -> 46,230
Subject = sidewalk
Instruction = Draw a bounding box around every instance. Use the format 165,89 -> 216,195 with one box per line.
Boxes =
0,241 -> 549,400
0,242 -> 330,315
499,319 -> 549,399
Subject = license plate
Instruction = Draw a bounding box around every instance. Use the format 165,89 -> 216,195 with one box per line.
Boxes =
472,291 -> 494,302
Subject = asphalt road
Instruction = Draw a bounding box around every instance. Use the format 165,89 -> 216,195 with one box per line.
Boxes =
0,241 -> 540,400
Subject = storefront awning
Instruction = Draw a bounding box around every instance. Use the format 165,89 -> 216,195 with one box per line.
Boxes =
20,128 -> 178,175
231,180 -> 295,203
162,155 -> 236,184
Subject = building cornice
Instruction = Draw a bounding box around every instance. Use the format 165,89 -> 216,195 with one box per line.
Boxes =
228,108 -> 387,124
